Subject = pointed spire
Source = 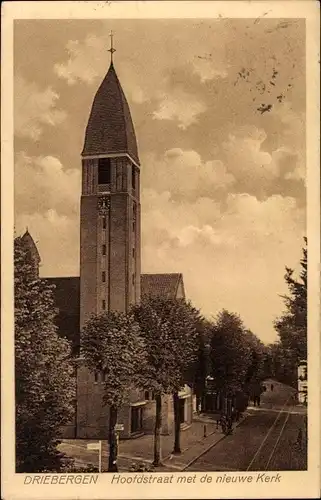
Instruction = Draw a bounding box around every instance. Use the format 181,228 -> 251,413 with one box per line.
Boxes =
108,30 -> 116,64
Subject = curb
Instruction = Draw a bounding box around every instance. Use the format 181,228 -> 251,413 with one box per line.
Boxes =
181,413 -> 250,471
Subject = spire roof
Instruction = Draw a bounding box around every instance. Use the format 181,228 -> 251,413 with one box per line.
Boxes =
82,62 -> 140,165
21,229 -> 41,262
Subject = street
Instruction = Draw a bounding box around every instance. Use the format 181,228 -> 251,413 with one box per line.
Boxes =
58,380 -> 307,473
185,380 -> 307,472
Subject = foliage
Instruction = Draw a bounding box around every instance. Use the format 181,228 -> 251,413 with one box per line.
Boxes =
243,330 -> 266,387
81,311 -> 146,407
81,310 -> 146,471
265,342 -> 298,387
131,301 -> 181,395
129,462 -> 155,472
209,310 -> 254,395
139,297 -> 201,389
274,238 -> 307,362
15,236 -> 76,473
132,297 -> 201,457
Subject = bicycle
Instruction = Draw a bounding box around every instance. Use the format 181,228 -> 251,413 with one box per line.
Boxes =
217,414 -> 234,435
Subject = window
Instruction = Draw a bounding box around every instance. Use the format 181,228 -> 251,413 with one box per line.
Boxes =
98,158 -> 111,184
102,371 -> 108,382
102,300 -> 106,310
132,247 -> 135,259
102,244 -> 106,256
132,274 -> 135,286
132,165 -> 136,189
144,391 -> 150,401
131,406 -> 143,433
102,217 -> 106,229
102,271 -> 106,282
94,372 -> 99,383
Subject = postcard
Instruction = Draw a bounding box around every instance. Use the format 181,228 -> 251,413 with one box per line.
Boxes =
1,1 -> 320,499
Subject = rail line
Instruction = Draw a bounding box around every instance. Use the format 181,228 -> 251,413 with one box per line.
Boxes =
246,396 -> 292,471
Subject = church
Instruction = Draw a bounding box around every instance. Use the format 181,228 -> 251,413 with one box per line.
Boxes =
21,45 -> 193,439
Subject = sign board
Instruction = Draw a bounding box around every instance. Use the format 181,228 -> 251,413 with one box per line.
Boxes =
115,423 -> 124,431
87,442 -> 101,451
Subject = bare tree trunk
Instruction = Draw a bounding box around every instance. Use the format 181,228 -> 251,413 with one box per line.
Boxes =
173,391 -> 182,454
108,405 -> 118,472
153,394 -> 162,466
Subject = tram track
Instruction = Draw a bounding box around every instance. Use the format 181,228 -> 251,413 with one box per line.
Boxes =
246,397 -> 292,471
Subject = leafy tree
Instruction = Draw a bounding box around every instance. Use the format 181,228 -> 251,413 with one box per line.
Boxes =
140,297 -> 200,455
243,330 -> 266,387
15,236 -> 75,472
209,310 -> 252,396
193,319 -> 212,412
131,302 -> 179,465
274,238 -> 307,382
81,311 -> 145,472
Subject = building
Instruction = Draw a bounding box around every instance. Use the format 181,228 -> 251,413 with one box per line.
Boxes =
20,49 -> 193,439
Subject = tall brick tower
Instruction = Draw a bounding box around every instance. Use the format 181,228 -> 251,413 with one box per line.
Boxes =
80,41 -> 141,328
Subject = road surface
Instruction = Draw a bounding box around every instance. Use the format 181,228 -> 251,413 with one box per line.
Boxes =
186,380 -> 307,472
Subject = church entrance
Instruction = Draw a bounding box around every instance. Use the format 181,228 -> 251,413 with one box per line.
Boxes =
131,406 -> 143,434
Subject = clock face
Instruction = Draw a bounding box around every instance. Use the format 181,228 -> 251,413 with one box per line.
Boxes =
98,196 -> 111,214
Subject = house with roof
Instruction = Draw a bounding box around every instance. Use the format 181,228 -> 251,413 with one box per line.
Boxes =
20,45 -> 193,439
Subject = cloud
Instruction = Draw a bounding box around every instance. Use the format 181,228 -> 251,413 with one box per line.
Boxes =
14,75 -> 67,141
54,35 -> 105,85
153,89 -> 206,129
192,56 -> 229,83
15,210 -> 79,277
15,153 -> 81,217
141,189 -> 305,343
142,148 -> 235,202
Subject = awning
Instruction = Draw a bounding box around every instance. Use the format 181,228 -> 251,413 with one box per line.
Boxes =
130,401 -> 147,407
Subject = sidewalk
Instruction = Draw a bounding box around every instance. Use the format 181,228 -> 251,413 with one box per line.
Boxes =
59,415 -> 247,472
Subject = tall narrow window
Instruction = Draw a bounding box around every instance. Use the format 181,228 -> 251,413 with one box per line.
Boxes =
102,300 -> 106,310
102,244 -> 106,256
132,165 -> 136,189
102,271 -> 106,282
98,158 -> 111,184
94,372 -> 99,383
132,274 -> 135,286
102,217 -> 106,229
132,247 -> 135,259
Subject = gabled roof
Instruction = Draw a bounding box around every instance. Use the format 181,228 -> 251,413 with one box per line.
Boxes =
82,62 -> 140,165
45,277 -> 80,314
140,273 -> 185,299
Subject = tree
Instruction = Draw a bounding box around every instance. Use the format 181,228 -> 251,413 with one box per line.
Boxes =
243,330 -> 266,387
274,238 -> 307,381
140,297 -> 200,455
209,310 -> 252,396
193,319 -> 211,412
131,302 -> 179,466
81,311 -> 145,472
15,236 -> 75,472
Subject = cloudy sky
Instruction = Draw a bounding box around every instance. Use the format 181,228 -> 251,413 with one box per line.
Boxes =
14,18 -> 306,344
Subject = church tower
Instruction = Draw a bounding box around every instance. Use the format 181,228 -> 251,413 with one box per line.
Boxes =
80,40 -> 141,328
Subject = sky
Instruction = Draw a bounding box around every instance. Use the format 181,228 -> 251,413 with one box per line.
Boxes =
14,18 -> 306,344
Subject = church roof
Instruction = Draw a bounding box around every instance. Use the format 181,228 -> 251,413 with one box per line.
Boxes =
82,62 -> 140,165
21,230 -> 41,262
141,273 -> 184,299
44,273 -> 185,353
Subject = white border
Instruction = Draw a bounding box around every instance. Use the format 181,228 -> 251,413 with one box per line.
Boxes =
1,2 -> 320,499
